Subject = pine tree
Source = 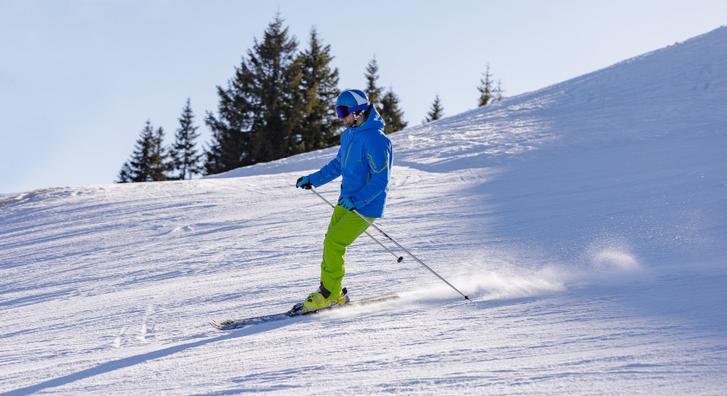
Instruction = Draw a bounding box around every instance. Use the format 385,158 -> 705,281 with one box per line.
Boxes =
246,13 -> 300,163
294,28 -> 341,151
478,64 -> 494,107
204,60 -> 255,174
170,99 -> 202,180
362,57 -> 406,133
364,56 -> 384,110
148,126 -> 169,181
204,14 -> 300,173
117,162 -> 133,183
424,94 -> 444,123
117,120 -> 169,183
380,88 -> 407,134
494,79 -> 504,103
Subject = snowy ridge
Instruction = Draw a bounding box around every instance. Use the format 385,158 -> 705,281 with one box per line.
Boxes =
2,27 -> 727,394
219,26 -> 727,177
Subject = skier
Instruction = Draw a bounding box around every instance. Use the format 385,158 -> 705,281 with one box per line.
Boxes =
295,88 -> 393,313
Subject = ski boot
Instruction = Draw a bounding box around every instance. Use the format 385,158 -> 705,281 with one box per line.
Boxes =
290,283 -> 349,315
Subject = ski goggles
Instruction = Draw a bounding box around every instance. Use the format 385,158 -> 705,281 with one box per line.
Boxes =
335,105 -> 352,119
335,103 -> 368,119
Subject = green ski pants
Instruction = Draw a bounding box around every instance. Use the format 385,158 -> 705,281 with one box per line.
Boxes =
320,205 -> 374,299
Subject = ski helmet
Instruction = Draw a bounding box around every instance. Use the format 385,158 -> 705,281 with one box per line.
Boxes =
335,89 -> 369,119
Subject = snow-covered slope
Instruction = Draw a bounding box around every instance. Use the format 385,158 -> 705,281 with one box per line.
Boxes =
2,27 -> 727,394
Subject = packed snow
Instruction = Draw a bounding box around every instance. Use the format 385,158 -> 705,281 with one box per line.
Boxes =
1,27 -> 726,394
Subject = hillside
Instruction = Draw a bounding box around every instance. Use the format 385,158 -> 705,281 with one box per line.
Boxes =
1,27 -> 726,394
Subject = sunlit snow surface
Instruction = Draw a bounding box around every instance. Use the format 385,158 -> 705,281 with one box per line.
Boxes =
2,28 -> 727,394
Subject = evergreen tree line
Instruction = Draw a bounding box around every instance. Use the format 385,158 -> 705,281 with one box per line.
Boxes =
117,15 -> 504,183
118,99 -> 201,182
423,63 -> 504,124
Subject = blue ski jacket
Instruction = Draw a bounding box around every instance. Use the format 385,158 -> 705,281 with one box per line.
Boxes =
308,105 -> 393,218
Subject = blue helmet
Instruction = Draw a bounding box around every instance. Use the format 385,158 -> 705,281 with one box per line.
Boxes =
335,89 -> 369,119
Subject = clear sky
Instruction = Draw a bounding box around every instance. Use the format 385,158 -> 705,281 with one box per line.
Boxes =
1,0 -> 726,194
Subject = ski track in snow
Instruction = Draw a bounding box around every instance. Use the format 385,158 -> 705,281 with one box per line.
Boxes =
2,27 -> 727,394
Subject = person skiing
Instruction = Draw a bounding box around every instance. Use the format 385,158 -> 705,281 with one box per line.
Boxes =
295,88 -> 393,313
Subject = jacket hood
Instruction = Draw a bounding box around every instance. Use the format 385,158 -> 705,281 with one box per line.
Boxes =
355,104 -> 385,132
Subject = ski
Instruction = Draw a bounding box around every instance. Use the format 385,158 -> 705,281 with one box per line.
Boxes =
210,294 -> 400,331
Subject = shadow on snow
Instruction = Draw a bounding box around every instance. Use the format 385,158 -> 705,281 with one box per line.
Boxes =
4,320 -> 291,395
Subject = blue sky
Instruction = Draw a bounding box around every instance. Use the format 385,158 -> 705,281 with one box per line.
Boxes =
1,0 -> 726,194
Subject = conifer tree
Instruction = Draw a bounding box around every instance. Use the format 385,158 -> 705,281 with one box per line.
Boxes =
295,28 -> 341,151
478,64 -> 494,107
380,88 -> 407,134
363,57 -> 406,133
117,120 -> 169,182
424,94 -> 444,123
364,56 -> 384,110
246,14 -> 300,163
204,14 -> 299,173
147,126 -> 169,181
117,162 -> 133,183
494,79 -> 504,103
204,60 -> 255,174
170,99 -> 202,180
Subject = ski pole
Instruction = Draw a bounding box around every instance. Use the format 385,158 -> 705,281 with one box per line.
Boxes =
312,188 -> 470,302
310,187 -> 404,263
